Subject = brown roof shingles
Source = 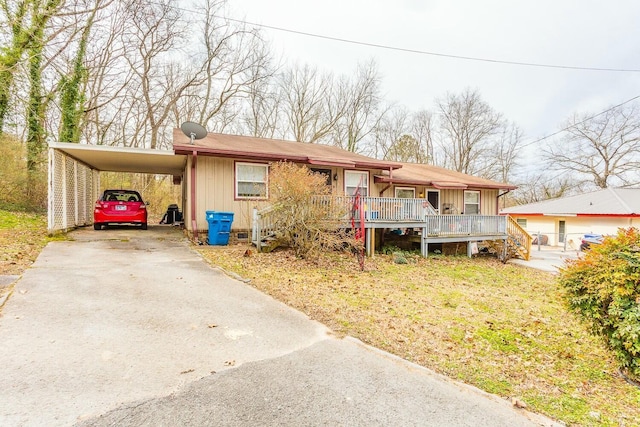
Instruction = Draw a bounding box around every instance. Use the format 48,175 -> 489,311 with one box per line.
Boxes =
172,130 -> 401,170
173,130 -> 516,190
377,162 -> 516,190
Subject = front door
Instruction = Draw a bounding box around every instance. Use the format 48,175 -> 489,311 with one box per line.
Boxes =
558,220 -> 566,243
427,190 -> 439,213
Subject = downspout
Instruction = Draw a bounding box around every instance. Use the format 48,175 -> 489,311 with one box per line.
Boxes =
497,189 -> 510,214
191,150 -> 198,241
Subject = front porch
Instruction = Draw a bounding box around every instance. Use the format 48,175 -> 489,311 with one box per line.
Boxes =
252,195 -> 531,260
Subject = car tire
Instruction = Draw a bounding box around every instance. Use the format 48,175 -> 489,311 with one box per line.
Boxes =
94,223 -> 101,230
141,222 -> 147,230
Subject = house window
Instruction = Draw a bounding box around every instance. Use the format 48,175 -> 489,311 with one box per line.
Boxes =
236,162 -> 268,199
395,187 -> 415,198
345,171 -> 368,196
516,218 -> 527,228
311,168 -> 332,186
464,190 -> 480,214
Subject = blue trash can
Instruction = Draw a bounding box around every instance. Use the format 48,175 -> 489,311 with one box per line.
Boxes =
205,211 -> 234,245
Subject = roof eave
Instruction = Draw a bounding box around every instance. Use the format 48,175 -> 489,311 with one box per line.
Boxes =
174,144 -> 401,170
374,175 -> 516,190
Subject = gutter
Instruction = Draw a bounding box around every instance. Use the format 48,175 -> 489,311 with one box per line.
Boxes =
497,189 -> 510,214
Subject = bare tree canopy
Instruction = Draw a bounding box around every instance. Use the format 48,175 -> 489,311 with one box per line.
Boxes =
332,60 -> 382,152
436,88 -> 504,176
544,103 -> 640,189
279,63 -> 344,144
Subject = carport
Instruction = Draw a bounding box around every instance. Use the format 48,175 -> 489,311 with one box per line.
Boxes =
47,142 -> 186,233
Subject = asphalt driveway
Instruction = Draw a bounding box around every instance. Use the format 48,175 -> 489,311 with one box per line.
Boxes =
0,226 -> 559,426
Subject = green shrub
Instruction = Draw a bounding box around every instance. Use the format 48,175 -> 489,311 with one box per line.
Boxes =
558,227 -> 640,378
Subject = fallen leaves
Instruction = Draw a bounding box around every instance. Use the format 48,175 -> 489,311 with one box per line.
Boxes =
0,211 -> 53,276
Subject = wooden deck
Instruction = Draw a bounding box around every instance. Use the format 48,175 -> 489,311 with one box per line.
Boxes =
252,195 -> 531,259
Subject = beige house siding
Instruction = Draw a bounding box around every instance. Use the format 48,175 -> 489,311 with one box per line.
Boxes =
507,214 -> 637,248
188,159 -> 386,231
185,156 -> 504,233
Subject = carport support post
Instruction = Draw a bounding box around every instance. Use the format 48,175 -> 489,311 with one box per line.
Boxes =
191,151 -> 198,241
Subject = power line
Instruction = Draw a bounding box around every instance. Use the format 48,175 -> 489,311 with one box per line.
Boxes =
217,16 -> 640,73
519,94 -> 640,149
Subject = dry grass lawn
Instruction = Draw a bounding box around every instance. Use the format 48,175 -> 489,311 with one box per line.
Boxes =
2,211 -> 638,426
199,243 -> 640,427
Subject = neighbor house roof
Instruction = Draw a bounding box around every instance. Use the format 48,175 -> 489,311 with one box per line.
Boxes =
172,130 -> 402,171
502,188 -> 640,217
374,162 -> 517,190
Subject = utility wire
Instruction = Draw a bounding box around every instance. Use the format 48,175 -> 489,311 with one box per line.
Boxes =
519,94 -> 640,149
217,15 -> 640,73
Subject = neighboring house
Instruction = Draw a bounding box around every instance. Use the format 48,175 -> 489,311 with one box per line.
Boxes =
501,188 -> 640,248
172,130 -> 529,258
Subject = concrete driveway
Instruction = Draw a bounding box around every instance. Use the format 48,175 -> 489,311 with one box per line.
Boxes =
510,246 -> 580,273
0,226 -> 559,426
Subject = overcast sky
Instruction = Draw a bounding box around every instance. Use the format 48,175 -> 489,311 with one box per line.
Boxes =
226,0 -> 640,166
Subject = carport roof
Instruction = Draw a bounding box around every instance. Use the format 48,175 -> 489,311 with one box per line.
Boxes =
49,142 -> 186,175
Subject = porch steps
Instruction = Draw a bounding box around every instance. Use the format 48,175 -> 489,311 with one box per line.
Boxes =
506,216 -> 532,261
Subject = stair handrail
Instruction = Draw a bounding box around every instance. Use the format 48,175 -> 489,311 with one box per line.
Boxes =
252,204 -> 280,252
506,215 -> 532,260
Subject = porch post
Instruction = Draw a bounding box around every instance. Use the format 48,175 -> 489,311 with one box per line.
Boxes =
422,234 -> 428,257
366,228 -> 373,257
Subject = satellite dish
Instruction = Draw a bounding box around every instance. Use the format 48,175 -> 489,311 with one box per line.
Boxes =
180,121 -> 207,144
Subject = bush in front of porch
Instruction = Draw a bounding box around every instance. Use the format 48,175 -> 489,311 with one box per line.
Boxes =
268,162 -> 361,260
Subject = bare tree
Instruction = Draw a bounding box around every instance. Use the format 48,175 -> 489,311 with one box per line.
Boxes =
371,105 -> 409,160
238,64 -> 281,138
332,60 -> 382,152
192,0 -> 274,132
279,63 -> 346,143
410,110 -> 435,163
436,88 -> 503,175
545,103 -> 640,188
475,122 -> 523,182
508,173 -> 585,206
122,0 -> 205,149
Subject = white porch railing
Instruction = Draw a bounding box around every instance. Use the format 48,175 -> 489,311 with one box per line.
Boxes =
424,215 -> 506,237
310,195 -> 437,222
252,196 -> 519,253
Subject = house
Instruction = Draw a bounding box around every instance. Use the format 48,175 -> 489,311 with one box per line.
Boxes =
172,130 -> 529,258
501,188 -> 640,249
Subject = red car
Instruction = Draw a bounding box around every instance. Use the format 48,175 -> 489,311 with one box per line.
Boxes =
93,190 -> 148,230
